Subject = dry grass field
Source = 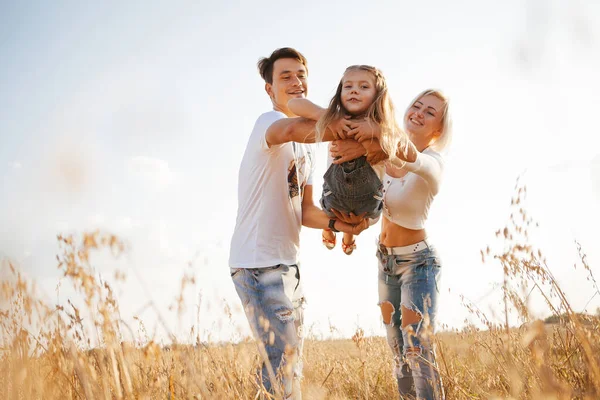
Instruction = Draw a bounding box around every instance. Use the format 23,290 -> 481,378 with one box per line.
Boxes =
1,185 -> 599,399
1,308 -> 598,399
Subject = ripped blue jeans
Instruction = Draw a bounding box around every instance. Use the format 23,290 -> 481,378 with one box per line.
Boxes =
231,264 -> 305,400
377,245 -> 444,400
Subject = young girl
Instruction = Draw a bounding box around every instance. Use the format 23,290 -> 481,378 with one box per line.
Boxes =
289,65 -> 406,254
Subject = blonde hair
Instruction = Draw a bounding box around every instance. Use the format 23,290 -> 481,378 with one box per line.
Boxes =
405,89 -> 453,153
316,65 -> 405,161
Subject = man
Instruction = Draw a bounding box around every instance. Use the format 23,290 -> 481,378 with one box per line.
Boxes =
229,47 -> 368,399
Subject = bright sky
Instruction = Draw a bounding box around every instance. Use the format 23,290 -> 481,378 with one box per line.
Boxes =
1,0 -> 599,344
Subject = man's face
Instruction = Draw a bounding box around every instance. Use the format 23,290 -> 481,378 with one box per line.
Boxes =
266,58 -> 308,116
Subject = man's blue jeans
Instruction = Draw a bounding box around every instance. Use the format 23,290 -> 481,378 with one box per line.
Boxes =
231,264 -> 305,399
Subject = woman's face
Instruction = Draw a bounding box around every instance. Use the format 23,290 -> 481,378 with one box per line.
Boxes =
405,94 -> 444,139
340,69 -> 377,115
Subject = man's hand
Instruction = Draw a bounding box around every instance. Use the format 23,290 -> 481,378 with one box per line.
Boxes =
329,115 -> 353,139
332,209 -> 370,235
362,138 -> 389,165
350,218 -> 370,235
330,139 -> 366,163
331,209 -> 369,234
331,138 -> 388,165
331,209 -> 366,225
347,118 -> 381,143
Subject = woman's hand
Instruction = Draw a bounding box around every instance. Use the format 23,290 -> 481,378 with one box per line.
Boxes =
329,115 -> 353,139
347,118 -> 381,143
330,139 -> 366,164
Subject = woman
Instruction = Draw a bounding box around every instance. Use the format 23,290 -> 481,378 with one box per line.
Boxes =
332,89 -> 452,399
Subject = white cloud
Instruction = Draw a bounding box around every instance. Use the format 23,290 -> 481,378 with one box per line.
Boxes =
127,156 -> 175,189
9,161 -> 22,169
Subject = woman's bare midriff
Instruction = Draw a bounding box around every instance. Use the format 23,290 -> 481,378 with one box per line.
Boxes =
379,216 -> 427,247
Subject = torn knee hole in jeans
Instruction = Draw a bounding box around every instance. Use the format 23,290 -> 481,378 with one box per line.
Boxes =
400,304 -> 423,329
403,346 -> 425,373
403,303 -> 435,343
378,301 -> 395,325
274,307 -> 294,323
405,346 -> 423,357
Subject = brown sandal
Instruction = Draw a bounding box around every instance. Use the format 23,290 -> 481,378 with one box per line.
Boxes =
322,229 -> 336,250
342,239 -> 356,255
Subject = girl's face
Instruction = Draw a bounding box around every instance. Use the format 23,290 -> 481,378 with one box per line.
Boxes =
405,94 -> 444,138
340,69 -> 377,115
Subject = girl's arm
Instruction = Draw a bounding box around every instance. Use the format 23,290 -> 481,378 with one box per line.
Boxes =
289,99 -> 355,139
288,98 -> 326,121
266,100 -> 351,145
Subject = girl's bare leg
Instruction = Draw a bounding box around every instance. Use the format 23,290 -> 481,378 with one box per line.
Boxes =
322,229 -> 336,250
342,233 -> 356,255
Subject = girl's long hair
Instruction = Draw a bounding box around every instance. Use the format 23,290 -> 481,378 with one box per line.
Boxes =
315,65 -> 405,161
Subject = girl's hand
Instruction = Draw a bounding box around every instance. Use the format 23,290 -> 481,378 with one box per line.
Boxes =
347,118 -> 381,143
330,139 -> 366,164
329,115 -> 353,139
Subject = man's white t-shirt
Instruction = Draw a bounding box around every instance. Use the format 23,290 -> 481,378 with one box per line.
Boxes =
229,111 -> 315,268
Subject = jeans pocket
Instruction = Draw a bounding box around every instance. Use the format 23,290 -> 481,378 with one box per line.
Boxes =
230,268 -> 243,278
251,264 -> 282,279
394,257 -> 426,269
268,263 -> 284,271
393,258 -> 405,268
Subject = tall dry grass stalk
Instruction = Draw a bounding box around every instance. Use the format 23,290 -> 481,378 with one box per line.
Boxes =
1,182 -> 599,399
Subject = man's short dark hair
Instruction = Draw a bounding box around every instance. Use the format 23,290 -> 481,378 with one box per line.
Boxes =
257,47 -> 308,84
